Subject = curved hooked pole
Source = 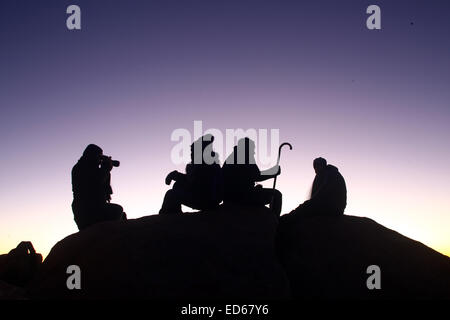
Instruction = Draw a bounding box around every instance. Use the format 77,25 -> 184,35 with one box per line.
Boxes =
272,142 -> 293,190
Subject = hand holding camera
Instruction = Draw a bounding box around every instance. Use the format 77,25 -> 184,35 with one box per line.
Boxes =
101,155 -> 120,171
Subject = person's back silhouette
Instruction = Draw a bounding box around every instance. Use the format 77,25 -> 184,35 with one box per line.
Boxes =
71,144 -> 126,230
159,134 -> 223,214
222,137 -> 282,217
288,157 -> 347,218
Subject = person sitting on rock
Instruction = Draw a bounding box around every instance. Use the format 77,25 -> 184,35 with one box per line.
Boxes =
222,137 -> 282,217
288,157 -> 347,218
159,134 -> 223,214
71,144 -> 127,230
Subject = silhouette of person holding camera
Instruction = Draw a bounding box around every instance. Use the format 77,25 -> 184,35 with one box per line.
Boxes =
71,144 -> 126,230
159,134 -> 223,214
222,138 -> 282,217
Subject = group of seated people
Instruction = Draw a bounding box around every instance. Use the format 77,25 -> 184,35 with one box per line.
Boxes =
71,136 -> 347,231
159,135 -> 283,216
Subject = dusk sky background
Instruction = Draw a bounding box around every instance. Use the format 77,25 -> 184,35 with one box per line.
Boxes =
1,0 -> 449,258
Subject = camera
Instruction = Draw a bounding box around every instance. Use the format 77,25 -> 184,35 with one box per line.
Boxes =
101,155 -> 120,167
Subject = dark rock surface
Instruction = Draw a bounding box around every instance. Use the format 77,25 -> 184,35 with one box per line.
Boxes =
23,206 -> 450,299
277,214 -> 450,299
29,204 -> 290,299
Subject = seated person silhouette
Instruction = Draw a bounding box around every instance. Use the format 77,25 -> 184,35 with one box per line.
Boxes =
0,241 -> 42,287
71,144 -> 126,230
159,134 -> 223,214
288,157 -> 347,218
222,137 -> 282,217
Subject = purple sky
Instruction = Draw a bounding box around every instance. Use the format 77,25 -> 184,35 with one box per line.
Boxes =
1,0 -> 449,257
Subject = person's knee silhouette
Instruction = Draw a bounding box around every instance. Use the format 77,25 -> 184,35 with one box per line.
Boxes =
159,189 -> 183,214
270,189 -> 282,217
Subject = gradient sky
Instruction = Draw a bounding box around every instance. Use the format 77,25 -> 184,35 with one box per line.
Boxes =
1,0 -> 449,258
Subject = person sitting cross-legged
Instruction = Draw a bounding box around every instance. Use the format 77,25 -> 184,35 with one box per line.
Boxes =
159,134 -> 223,214
222,137 -> 282,217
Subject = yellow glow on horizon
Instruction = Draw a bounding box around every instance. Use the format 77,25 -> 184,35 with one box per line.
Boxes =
1,157 -> 449,261
1,207 -> 449,260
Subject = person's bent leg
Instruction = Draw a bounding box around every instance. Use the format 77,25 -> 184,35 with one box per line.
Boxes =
269,189 -> 282,217
159,189 -> 183,214
255,188 -> 282,217
287,200 -> 314,219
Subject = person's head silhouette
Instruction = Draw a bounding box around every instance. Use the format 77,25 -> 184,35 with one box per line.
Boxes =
190,134 -> 217,164
313,157 -> 327,174
235,138 -> 256,164
82,144 -> 103,166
